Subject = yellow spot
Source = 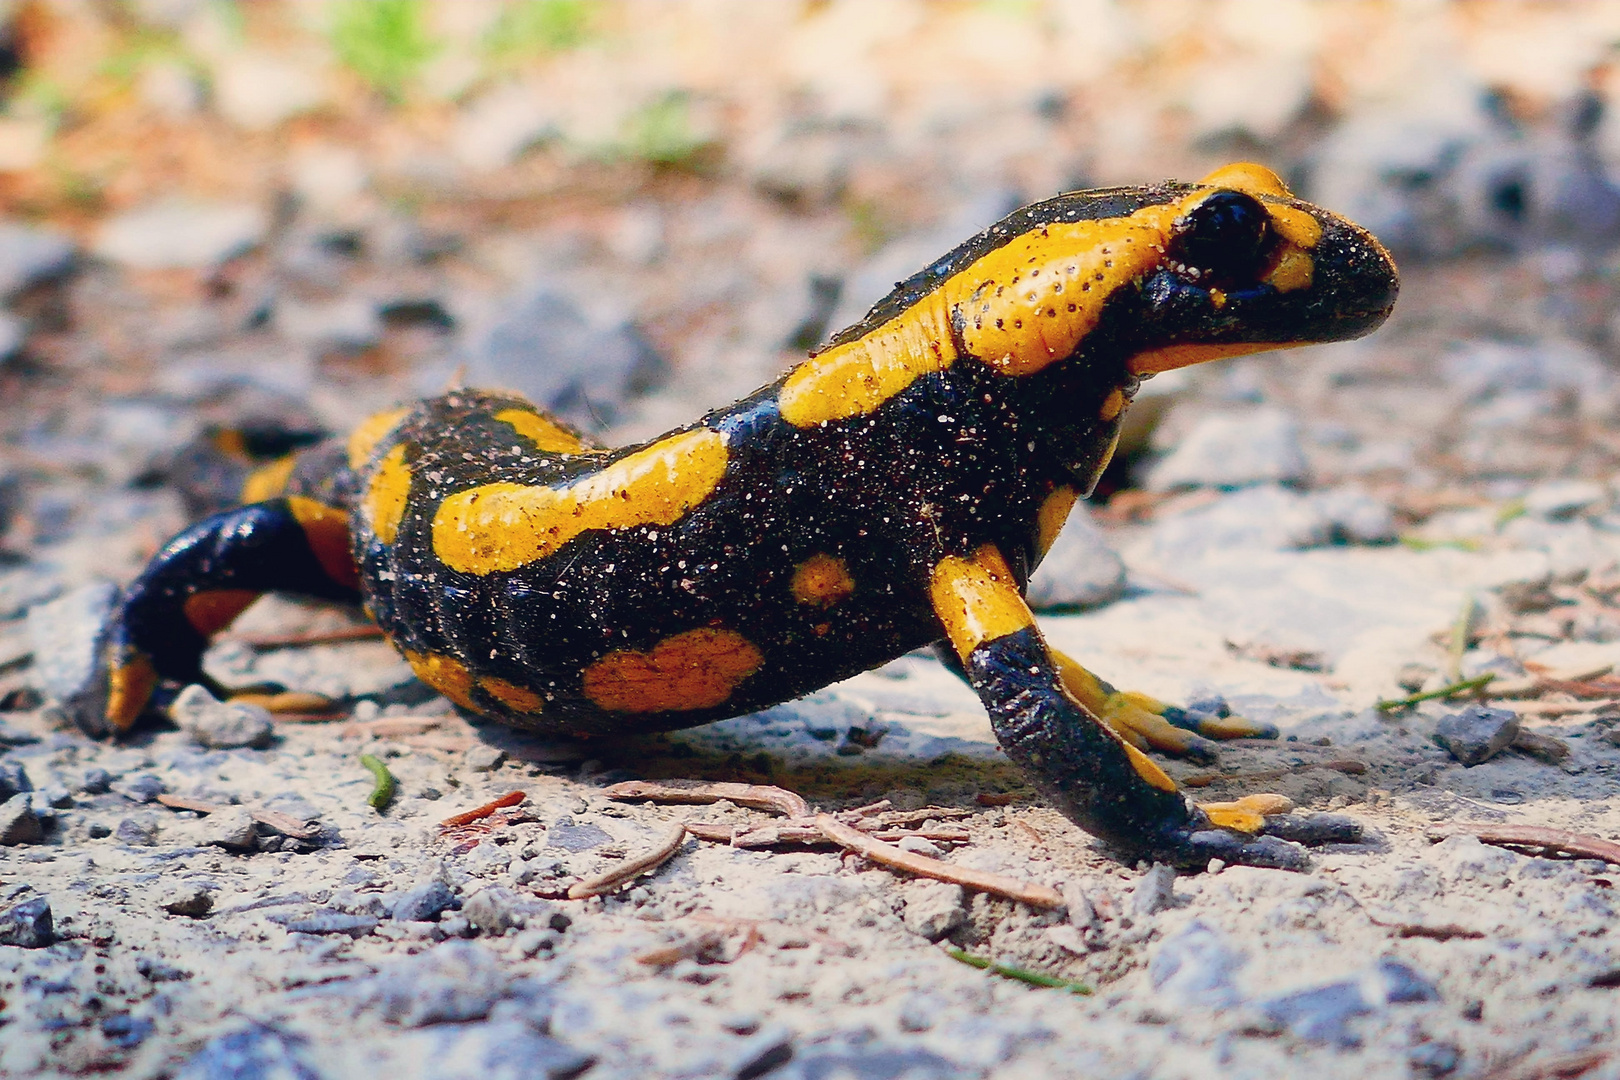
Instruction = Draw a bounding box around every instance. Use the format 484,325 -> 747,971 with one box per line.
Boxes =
404,650 -> 480,712
791,553 -> 855,608
432,428 -> 729,575
1035,487 -> 1078,560
494,408 -> 590,454
1122,742 -> 1179,793
1264,248 -> 1314,293
1266,205 -> 1323,249
106,654 -> 158,733
211,428 -> 250,459
346,407 -> 410,469
482,676 -> 545,713
364,444 -> 412,546
1209,288 -> 1227,310
582,628 -> 763,713
287,496 -> 359,589
1201,806 -> 1264,832
779,295 -> 957,426
1199,796 -> 1289,831
1198,162 -> 1292,198
182,589 -> 259,637
1127,340 -> 1298,376
241,456 -> 296,504
929,544 -> 1034,661
1099,388 -> 1126,422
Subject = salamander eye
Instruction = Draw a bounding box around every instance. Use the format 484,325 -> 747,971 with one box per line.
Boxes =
1170,190 -> 1271,281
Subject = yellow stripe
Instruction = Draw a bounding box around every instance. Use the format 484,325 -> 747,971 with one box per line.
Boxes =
929,544 -> 1034,662
432,428 -> 730,576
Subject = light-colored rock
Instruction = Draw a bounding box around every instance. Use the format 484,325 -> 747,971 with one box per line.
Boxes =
204,808 -> 258,851
211,51 -> 329,130
93,201 -> 269,270
1146,408 -> 1308,491
900,881 -> 966,941
170,684 -> 275,750
1026,503 -> 1127,611
0,793 -> 43,845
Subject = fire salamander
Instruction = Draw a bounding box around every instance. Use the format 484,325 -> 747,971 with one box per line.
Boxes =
71,163 -> 1398,870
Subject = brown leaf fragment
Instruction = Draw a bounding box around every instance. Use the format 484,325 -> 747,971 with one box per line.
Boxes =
1427,823 -> 1620,866
439,791 -> 526,830
1395,923 -> 1485,941
567,822 -> 688,899
814,814 -> 1063,909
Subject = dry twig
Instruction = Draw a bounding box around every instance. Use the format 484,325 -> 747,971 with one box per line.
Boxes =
1427,823 -> 1620,866
815,814 -> 1063,909
604,779 -> 809,818
567,822 -> 688,899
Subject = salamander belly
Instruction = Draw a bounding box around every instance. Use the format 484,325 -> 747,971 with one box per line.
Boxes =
359,471 -> 941,737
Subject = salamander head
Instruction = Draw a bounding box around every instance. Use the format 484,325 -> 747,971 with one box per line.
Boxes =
1122,162 -> 1399,376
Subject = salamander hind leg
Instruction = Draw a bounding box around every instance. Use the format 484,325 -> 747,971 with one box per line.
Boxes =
929,544 -> 1333,870
68,493 -> 360,738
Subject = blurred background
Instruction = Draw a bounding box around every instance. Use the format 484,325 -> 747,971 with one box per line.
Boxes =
3,0 -> 1620,581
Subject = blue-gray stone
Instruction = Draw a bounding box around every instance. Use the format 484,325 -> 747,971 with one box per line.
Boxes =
101,1014 -> 156,1049
546,818 -> 612,852
0,759 -> 32,803
175,1026 -> 323,1080
0,895 -> 52,947
1148,919 -> 1245,1009
1259,980 -> 1371,1047
391,880 -> 457,922
388,1020 -> 594,1079
0,223 -> 75,300
1434,705 -> 1519,766
26,581 -> 119,729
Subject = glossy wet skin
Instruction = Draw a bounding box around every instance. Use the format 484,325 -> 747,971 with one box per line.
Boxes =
85,163 -> 1397,867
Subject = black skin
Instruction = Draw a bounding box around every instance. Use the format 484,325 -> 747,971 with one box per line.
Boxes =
74,174 -> 1399,870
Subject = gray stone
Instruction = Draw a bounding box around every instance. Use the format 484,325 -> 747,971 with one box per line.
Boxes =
368,941 -> 509,1026
174,1025 -> 322,1080
1148,919 -> 1245,1009
1145,484 -> 1331,563
1258,979 -> 1372,1047
1434,704 -> 1520,766
273,296 -> 383,353
392,880 -> 458,922
900,881 -> 966,941
459,287 -> 665,431
464,744 -> 507,772
269,910 -> 377,937
26,581 -> 119,728
92,200 -> 269,270
172,685 -> 276,749
0,223 -> 75,299
1025,503 -> 1127,611
0,792 -> 43,844
1308,488 -> 1398,544
0,896 -> 53,947
1146,408 -> 1309,491
118,773 -> 167,803
463,886 -> 549,935
0,564 -> 64,621
162,885 -> 215,917
206,809 -> 259,851
545,818 -> 612,852
0,758 -> 32,803
117,816 -> 159,846
1130,863 -> 1177,916
80,767 -> 114,794
382,1020 -> 594,1080
1523,479 -> 1607,520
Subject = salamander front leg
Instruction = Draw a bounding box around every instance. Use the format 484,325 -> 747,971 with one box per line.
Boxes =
928,543 -> 1311,870
69,498 -> 360,737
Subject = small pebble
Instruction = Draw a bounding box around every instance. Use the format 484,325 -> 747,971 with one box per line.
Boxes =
204,809 -> 258,851
1131,863 -> 1177,916
0,792 -> 43,845
116,817 -> 159,846
162,886 -> 215,918
1434,705 -> 1520,766
465,745 -> 507,772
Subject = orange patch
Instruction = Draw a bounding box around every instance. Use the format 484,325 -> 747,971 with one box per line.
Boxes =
481,676 -> 545,713
928,544 -> 1034,661
404,650 -> 479,712
494,408 -> 590,454
1034,487 -> 1079,560
582,628 -> 763,714
241,456 -> 297,504
287,496 -> 359,589
1265,248 -> 1314,292
182,589 -> 259,637
1099,388 -> 1126,422
791,553 -> 855,608
346,407 -> 411,469
778,294 -> 957,427
1122,742 -> 1179,793
106,654 -> 158,732
432,428 -> 730,576
1127,340 -> 1298,376
1198,162 -> 1292,198
364,444 -> 412,546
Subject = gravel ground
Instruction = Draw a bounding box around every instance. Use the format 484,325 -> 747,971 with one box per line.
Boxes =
10,3 -> 1620,1078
